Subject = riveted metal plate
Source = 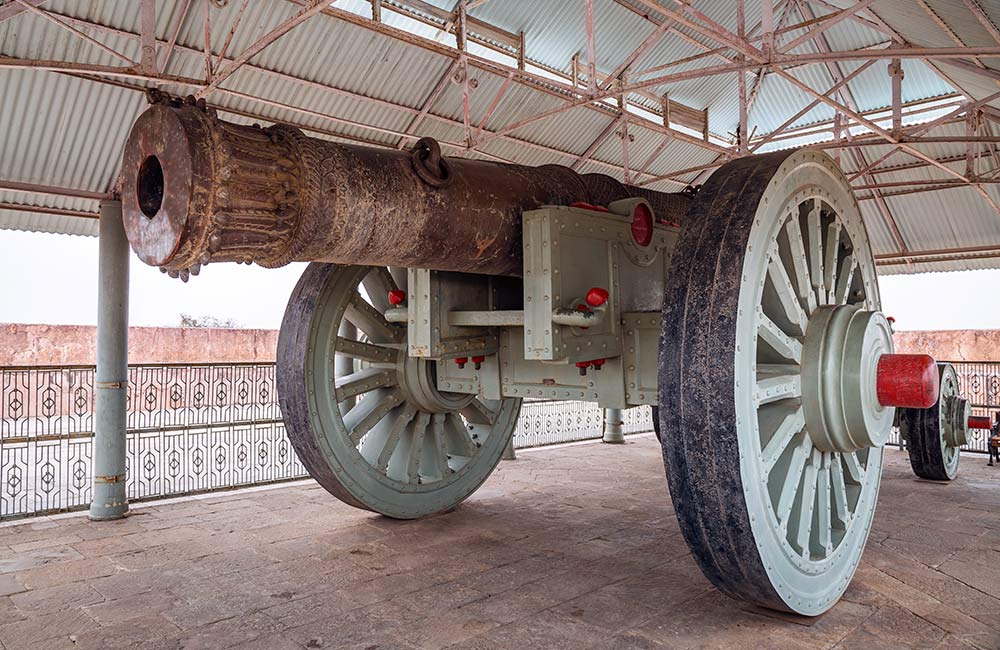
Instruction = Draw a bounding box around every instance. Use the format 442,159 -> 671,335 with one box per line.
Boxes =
622,312 -> 661,406
521,205 -> 676,364
406,268 -> 498,359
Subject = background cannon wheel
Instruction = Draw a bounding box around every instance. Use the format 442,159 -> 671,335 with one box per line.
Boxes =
900,364 -> 966,481
277,263 -> 522,519
659,149 -> 888,615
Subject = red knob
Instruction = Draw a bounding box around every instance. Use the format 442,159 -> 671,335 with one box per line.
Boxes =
576,360 -> 590,376
876,354 -> 939,409
586,287 -> 609,308
388,289 -> 406,306
471,355 -> 485,363
969,415 -> 993,430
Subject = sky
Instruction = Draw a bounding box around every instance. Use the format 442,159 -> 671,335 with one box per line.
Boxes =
0,228 -> 998,331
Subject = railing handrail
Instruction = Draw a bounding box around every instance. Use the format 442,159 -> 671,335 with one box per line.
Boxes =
0,361 -> 277,371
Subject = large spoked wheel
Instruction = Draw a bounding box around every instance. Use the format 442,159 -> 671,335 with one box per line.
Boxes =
277,263 -> 522,519
660,149 -> 890,615
900,364 -> 966,481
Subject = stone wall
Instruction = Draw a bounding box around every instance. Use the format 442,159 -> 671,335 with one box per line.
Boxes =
0,323 -> 278,365
2,323 -> 999,366
893,329 -> 1000,362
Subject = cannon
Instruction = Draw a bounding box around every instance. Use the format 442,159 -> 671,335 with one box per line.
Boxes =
119,97 -> 954,616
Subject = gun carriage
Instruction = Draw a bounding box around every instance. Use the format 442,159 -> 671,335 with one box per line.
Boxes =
118,96 -> 974,616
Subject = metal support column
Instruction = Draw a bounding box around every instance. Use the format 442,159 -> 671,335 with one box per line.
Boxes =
89,199 -> 130,521
603,408 -> 625,444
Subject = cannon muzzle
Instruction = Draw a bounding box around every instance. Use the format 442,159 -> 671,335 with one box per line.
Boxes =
119,99 -> 691,277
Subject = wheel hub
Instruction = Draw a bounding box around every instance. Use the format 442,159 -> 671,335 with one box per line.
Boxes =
396,353 -> 476,414
801,305 -> 895,453
942,395 -> 971,448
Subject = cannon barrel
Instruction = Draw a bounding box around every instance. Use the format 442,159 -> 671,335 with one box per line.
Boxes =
119,99 -> 692,277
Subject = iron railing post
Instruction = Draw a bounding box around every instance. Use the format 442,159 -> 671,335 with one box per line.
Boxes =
89,199 -> 130,521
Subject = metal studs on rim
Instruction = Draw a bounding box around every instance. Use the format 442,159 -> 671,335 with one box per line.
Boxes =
277,263 -> 521,519
660,149 -> 885,616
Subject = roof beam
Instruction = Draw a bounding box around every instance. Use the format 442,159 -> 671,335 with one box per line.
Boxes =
15,8 -> 665,183
875,243 -> 1000,264
600,13 -> 675,91
751,58 -> 877,152
0,202 -> 98,220
10,0 -> 135,65
779,0 -> 879,54
282,1 -> 728,161
397,59 -> 460,149
0,0 -> 44,23
199,0 -> 331,98
572,116 -> 624,171
159,0 -> 192,74
584,0 -> 596,94
964,0 -> 1000,46
917,0 -> 987,69
0,179 -> 112,201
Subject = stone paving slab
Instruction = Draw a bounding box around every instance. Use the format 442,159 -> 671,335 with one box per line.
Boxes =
0,436 -> 999,649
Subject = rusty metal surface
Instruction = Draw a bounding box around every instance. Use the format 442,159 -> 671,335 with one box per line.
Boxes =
119,95 -> 691,278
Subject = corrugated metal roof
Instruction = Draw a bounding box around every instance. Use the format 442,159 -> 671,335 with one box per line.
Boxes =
1,0 -> 1000,275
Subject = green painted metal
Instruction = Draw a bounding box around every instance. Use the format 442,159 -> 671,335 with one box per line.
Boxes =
735,151 -> 885,615
661,149 -> 886,616
89,199 -> 130,521
278,264 -> 522,519
602,408 -> 625,444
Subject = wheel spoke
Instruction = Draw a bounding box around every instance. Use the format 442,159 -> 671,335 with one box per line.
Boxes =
375,404 -> 417,473
783,213 -> 816,313
461,399 -> 497,425
767,252 -> 809,335
335,367 -> 397,402
777,436 -> 813,527
335,337 -> 397,364
823,221 -> 842,305
756,374 -> 801,406
345,291 -> 402,343
362,267 -> 399,314
344,389 -> 403,444
430,413 -> 454,476
406,412 -> 430,483
830,452 -> 851,528
817,452 -> 833,554
758,311 -> 802,363
795,448 -> 821,554
808,200 -> 824,301
762,407 -> 805,475
833,254 -> 856,305
446,412 -> 479,457
842,450 -> 865,484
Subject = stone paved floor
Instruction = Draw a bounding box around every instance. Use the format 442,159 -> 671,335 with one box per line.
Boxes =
1,435 -> 999,650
